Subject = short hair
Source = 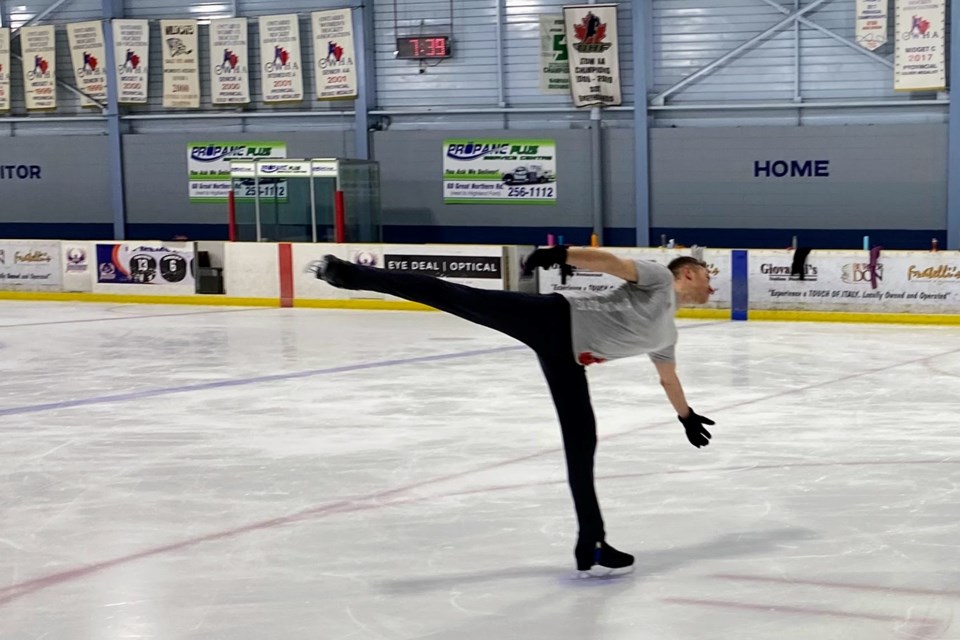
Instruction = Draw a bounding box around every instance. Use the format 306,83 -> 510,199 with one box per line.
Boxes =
667,256 -> 707,278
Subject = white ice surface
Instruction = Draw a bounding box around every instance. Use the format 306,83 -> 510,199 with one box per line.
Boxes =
0,302 -> 958,640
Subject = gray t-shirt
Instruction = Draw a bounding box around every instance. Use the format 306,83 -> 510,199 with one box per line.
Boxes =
562,260 -> 677,366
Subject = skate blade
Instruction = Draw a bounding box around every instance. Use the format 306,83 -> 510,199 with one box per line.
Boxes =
577,564 -> 635,579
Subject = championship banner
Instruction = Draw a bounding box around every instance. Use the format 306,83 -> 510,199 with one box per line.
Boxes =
443,139 -> 557,205
311,9 -> 357,100
188,141 -> 287,203
562,4 -> 621,108
856,0 -> 887,51
210,18 -> 250,105
66,21 -> 107,108
113,19 -> 150,103
0,28 -> 10,112
539,15 -> 569,94
160,19 -> 199,108
20,26 -> 56,110
258,14 -> 303,102
96,243 -> 194,286
894,0 -> 945,91
0,241 -> 62,291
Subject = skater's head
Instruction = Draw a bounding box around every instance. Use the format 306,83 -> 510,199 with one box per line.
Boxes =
668,257 -> 713,305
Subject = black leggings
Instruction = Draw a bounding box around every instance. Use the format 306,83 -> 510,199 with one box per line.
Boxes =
340,263 -> 605,543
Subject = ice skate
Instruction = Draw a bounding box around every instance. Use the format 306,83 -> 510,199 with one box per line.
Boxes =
313,254 -> 358,290
575,541 -> 634,578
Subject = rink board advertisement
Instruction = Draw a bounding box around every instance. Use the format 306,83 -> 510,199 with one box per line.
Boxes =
188,141 -> 287,203
96,243 -> 194,286
294,244 -> 508,302
0,241 -> 62,290
538,248 -> 732,309
750,250 -> 960,312
443,139 -> 557,205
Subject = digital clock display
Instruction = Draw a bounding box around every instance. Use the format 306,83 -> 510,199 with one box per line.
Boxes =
396,36 -> 452,59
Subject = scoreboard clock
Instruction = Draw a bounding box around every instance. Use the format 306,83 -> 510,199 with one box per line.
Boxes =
395,36 -> 452,59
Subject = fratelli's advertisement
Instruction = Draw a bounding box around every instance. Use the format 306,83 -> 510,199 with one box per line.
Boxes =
187,141 -> 287,203
443,139 -> 557,205
0,241 -> 62,291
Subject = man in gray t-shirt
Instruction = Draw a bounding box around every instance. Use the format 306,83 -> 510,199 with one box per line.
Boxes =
315,246 -> 715,577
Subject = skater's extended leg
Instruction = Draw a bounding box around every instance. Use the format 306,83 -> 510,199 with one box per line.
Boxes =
318,255 -> 568,350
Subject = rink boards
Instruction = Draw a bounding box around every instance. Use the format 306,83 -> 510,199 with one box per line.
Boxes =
0,239 -> 958,323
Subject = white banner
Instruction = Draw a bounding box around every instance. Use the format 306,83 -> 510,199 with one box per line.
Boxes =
66,21 -> 107,108
750,250 -> 960,313
258,14 -> 304,102
856,0 -> 888,51
160,19 -> 199,108
538,248 -> 732,309
113,19 -> 150,103
20,26 -> 56,110
210,18 -> 250,105
894,0 -> 945,91
540,15 -> 570,94
563,4 -> 621,108
311,9 -> 357,100
0,28 -> 9,112
0,241 -> 62,291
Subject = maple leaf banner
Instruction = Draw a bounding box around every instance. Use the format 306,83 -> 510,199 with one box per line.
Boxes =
0,28 -> 9,112
66,21 -> 107,108
562,4 -> 622,108
209,18 -> 250,105
855,0 -> 887,51
311,9 -> 357,101
113,19 -> 150,104
894,0 -> 945,91
258,14 -> 304,103
160,19 -> 199,108
20,26 -> 57,110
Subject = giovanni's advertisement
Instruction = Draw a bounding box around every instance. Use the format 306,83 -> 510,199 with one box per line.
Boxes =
443,139 -> 557,205
749,250 -> 960,312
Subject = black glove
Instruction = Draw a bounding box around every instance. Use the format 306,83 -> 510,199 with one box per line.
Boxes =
521,245 -> 574,283
678,408 -> 715,448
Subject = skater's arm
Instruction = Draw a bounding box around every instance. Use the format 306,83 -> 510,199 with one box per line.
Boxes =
566,248 -> 639,282
653,360 -> 692,417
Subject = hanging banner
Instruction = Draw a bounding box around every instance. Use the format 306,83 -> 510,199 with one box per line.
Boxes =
539,15 -> 570,94
855,0 -> 888,51
562,4 -> 621,108
0,28 -> 9,112
311,9 -> 357,100
210,18 -> 250,105
113,19 -> 150,103
894,0 -> 945,91
258,14 -> 303,103
443,139 -> 557,205
66,21 -> 107,108
188,141 -> 287,203
20,26 -> 57,110
160,19 -> 199,108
